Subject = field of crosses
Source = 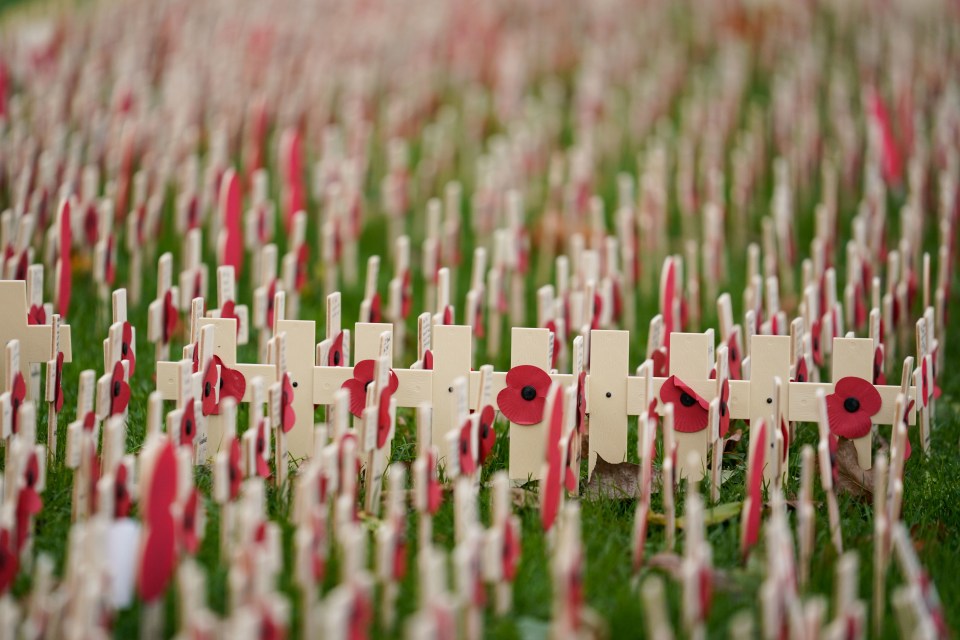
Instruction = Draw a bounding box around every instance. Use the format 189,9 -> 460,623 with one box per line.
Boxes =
0,0 -> 957,637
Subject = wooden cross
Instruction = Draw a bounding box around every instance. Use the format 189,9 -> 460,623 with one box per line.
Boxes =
157,296 -> 320,459
615,333 -> 916,482
313,322 -> 473,454
0,280 -> 72,401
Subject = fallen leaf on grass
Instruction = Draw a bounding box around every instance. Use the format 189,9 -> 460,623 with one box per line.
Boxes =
512,486 -> 539,509
646,501 -> 743,529
834,438 -> 874,500
583,456 -> 642,500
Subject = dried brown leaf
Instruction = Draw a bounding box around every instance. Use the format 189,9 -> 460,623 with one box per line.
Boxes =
511,486 -> 538,509
583,455 -> 642,500
834,438 -> 874,500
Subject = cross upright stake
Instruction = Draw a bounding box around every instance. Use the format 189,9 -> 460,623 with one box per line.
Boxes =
746,335 -> 791,485
668,331 -> 715,481
585,330 -> 629,474
0,280 -> 72,401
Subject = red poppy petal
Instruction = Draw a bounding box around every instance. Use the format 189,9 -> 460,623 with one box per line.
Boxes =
478,406 -> 496,463
497,388 -> 546,425
327,332 -> 344,366
353,360 -> 375,382
505,365 -> 552,395
459,422 -> 476,475
826,394 -> 872,439
341,379 -> 367,418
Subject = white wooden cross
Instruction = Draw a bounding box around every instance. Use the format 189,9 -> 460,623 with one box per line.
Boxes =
613,332 -> 917,483
157,311 -> 319,461
313,322 -> 474,454
0,280 -> 72,401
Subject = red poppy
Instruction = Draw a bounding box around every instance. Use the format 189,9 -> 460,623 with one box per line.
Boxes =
651,346 -> 669,377
341,360 -> 399,418
9,371 -> 25,433
265,279 -> 277,331
180,398 -> 198,448
741,420 -> 766,557
254,420 -> 271,478
502,518 -> 520,581
115,463 -> 132,518
0,529 -> 18,595
14,252 -> 27,281
228,438 -> 243,499
202,356 -> 246,416
15,452 -> 42,552
497,365 -> 551,426
220,300 -> 240,337
348,586 -> 372,640
540,395 -> 563,532
576,371 -> 587,433
826,377 -> 881,440
295,244 -> 309,292
368,292 -> 382,323
564,430 -> 579,493
423,350 -> 433,370
280,372 -> 295,433
138,441 -> 177,603
162,290 -> 178,344
27,304 -> 46,326
120,322 -> 136,377
901,399 -> 915,461
726,333 -> 742,380
260,609 -> 286,640
51,351 -> 65,413
920,356 -> 932,407
811,317 -> 824,367
779,417 -> 789,463
458,419 -> 476,476
109,361 -> 131,416
376,385 -> 393,448
591,292 -> 602,330
612,280 -> 623,323
441,305 -> 454,325
699,566 -> 712,618
474,301 -> 485,339
718,378 -> 730,438
794,356 -> 808,383
221,172 -> 244,279
872,347 -> 885,385
565,554 -> 585,630
476,405 -> 496,465
400,270 -> 412,319
311,515 -> 327,582
179,489 -> 201,555
391,528 -> 408,581
660,376 -> 709,432
327,331 -> 345,367
545,320 -> 560,369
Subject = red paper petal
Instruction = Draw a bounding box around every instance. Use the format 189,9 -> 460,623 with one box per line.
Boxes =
201,360 -> 219,416
477,405 -> 496,464
328,331 -> 345,367
659,375 -> 709,432
458,420 -> 476,475
281,372 -> 296,433
497,387 -> 546,426
110,362 -> 130,415
180,398 -> 197,447
122,322 -> 136,377
377,386 -> 392,448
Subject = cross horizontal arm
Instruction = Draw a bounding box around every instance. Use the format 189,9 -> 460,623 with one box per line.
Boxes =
787,381 -> 916,425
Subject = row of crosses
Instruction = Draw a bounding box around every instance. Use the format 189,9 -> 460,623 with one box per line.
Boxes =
149,292 -> 920,486
0,279 -> 921,487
